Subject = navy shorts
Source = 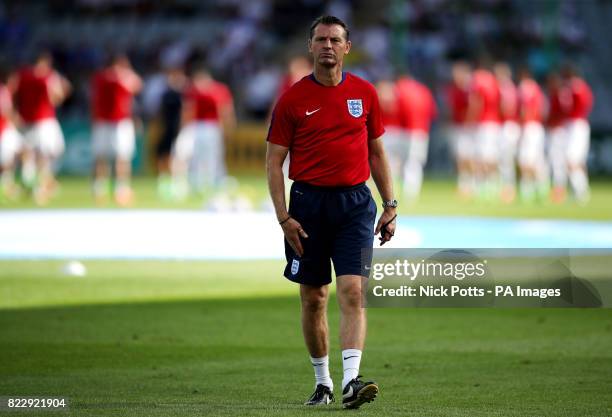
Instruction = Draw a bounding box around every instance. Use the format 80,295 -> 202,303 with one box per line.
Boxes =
284,181 -> 377,286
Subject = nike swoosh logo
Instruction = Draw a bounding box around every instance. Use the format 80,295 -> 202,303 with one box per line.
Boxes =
343,356 -> 359,360
343,385 -> 354,399
305,108 -> 321,116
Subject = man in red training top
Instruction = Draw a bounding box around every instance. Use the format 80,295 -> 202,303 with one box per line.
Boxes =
0,74 -> 22,199
545,71 -> 571,203
91,53 -> 142,206
466,59 -> 501,200
395,72 -> 437,201
10,51 -> 71,204
375,78 -> 404,185
172,65 -> 235,198
494,62 -> 521,203
517,67 -> 548,202
267,15 -> 396,409
562,64 -> 593,203
446,60 -> 473,198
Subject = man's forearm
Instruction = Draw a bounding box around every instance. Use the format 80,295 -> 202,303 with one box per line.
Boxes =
266,163 -> 289,222
370,153 -> 395,202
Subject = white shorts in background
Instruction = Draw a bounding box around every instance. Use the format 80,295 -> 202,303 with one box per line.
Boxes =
500,121 -> 521,156
547,125 -> 567,165
476,122 -> 500,164
518,121 -> 545,166
383,127 -> 408,176
565,119 -> 590,166
407,130 -> 429,165
173,123 -> 195,163
173,120 -> 225,186
450,124 -> 474,161
22,118 -> 65,158
0,127 -> 23,167
383,127 -> 407,156
92,119 -> 136,160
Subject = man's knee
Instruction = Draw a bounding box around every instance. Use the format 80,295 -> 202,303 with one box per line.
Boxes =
300,285 -> 328,313
337,277 -> 364,311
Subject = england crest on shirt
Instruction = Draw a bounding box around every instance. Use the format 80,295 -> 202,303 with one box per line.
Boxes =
347,99 -> 363,118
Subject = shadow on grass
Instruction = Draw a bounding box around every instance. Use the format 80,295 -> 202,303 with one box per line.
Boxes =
0,297 -> 611,416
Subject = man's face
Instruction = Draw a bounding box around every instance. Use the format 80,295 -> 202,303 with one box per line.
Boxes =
308,24 -> 351,69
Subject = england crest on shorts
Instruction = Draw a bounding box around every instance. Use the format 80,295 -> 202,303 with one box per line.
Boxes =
347,99 -> 363,118
291,259 -> 300,275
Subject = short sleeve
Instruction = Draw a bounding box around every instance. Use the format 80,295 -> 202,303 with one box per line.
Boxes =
367,85 -> 385,140
266,96 -> 295,147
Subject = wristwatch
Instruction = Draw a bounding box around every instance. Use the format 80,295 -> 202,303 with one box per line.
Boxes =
382,199 -> 398,209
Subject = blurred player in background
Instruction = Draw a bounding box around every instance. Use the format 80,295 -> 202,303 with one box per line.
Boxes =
446,60 -> 473,198
494,62 -> 521,203
517,67 -> 548,202
0,73 -> 22,200
546,71 -> 570,203
273,56 -> 313,109
91,53 -> 142,206
562,64 -> 594,203
172,65 -> 235,199
467,59 -> 501,201
395,72 -> 437,201
376,78 -> 405,185
155,66 -> 186,200
10,51 -> 71,205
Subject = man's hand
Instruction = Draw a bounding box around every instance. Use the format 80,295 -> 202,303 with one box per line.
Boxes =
375,209 -> 397,246
281,217 -> 309,257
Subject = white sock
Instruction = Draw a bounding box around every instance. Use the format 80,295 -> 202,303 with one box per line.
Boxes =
310,355 -> 333,390
342,349 -> 362,389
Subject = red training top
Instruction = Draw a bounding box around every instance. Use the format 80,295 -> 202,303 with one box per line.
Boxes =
267,72 -> 385,187
185,81 -> 233,122
547,85 -> 570,128
446,82 -> 469,125
91,69 -> 136,122
0,84 -> 11,135
14,67 -> 57,123
519,78 -> 544,124
396,77 -> 437,133
470,69 -> 501,124
498,79 -> 520,123
378,84 -> 402,128
567,77 -> 593,121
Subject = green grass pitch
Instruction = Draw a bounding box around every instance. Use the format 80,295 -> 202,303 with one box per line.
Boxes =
1,260 -> 611,416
